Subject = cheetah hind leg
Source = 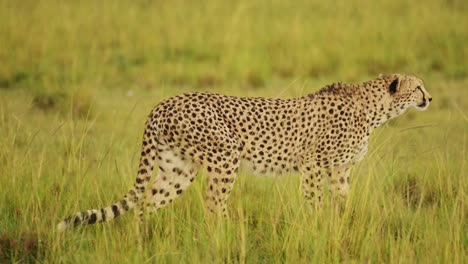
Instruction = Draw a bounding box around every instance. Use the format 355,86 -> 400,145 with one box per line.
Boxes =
205,170 -> 238,218
138,150 -> 199,222
204,152 -> 240,218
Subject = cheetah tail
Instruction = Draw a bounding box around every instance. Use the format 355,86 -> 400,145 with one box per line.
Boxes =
57,142 -> 157,232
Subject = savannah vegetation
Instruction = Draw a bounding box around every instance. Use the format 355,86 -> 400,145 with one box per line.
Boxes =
0,0 -> 466,262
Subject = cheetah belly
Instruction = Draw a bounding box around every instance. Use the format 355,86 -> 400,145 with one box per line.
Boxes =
239,158 -> 298,175
239,145 -> 300,175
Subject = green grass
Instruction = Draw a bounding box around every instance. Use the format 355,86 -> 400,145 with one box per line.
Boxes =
0,0 -> 467,263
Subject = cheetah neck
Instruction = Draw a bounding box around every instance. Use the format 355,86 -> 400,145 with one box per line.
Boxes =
355,79 -> 408,132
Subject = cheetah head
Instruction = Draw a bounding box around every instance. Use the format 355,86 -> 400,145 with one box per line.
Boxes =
380,74 -> 432,112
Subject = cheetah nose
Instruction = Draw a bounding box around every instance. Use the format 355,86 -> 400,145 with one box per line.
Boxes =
428,97 -> 432,102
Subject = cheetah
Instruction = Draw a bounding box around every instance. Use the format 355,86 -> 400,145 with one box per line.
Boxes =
57,73 -> 432,231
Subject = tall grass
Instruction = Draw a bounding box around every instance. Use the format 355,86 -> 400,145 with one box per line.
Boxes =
0,0 -> 466,263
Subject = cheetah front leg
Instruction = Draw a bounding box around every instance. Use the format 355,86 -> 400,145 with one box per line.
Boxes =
327,164 -> 351,200
299,166 -> 325,209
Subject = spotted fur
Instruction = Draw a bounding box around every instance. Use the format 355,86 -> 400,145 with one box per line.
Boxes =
57,73 -> 432,231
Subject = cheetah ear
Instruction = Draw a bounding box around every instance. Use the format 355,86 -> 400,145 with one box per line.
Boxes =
378,73 -> 384,78
389,77 -> 399,94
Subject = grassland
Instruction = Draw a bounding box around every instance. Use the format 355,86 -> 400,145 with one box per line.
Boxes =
0,0 -> 467,263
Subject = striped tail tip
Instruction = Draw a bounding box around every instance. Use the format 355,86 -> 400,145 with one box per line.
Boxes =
57,221 -> 67,232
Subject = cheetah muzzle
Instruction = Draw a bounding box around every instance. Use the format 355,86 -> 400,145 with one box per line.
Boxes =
57,73 -> 432,231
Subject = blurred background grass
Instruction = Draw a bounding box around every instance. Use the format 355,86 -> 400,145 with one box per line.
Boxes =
1,0 -> 467,95
0,0 -> 466,263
